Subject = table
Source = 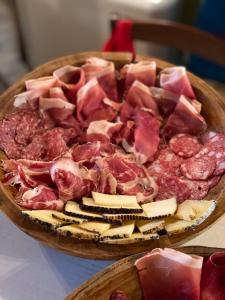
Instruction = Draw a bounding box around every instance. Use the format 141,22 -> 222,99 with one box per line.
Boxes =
1,210 -> 225,300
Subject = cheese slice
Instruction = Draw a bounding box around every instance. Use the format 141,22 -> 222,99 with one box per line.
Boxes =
81,197 -> 142,214
92,192 -> 138,207
22,210 -> 67,229
57,224 -> 99,240
175,202 -> 196,221
165,218 -> 195,234
52,212 -> 87,224
101,232 -> 159,244
103,212 -> 149,221
78,221 -> 111,234
100,221 -> 135,241
141,198 -> 177,219
136,219 -> 165,234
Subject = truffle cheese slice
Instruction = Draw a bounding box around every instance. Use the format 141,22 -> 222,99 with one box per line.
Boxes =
100,221 -> 135,241
165,218 -> 195,235
141,198 -> 177,219
101,232 -> 159,244
81,197 -> 142,214
102,212 -> 149,221
57,224 -> 99,240
52,211 -> 87,224
79,221 -> 111,234
136,219 -> 165,234
22,210 -> 67,229
92,192 -> 138,207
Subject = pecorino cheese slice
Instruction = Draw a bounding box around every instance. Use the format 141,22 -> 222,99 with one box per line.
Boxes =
52,211 -> 87,224
100,221 -> 135,241
101,232 -> 159,244
136,219 -> 165,234
141,198 -> 177,219
91,192 -> 140,207
57,224 -> 99,240
78,221 -> 111,234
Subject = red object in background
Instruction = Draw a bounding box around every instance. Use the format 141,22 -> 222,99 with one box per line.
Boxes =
102,20 -> 135,55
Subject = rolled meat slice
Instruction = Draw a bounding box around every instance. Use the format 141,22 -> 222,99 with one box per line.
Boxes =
135,248 -> 203,300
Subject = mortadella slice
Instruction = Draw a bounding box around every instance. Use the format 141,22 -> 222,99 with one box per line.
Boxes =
135,248 -> 203,300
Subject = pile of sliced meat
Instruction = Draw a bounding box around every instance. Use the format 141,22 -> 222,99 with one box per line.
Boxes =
111,248 -> 225,300
0,57 -> 224,210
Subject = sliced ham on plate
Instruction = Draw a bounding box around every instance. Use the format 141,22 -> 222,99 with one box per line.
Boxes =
160,66 -> 196,99
162,95 -> 207,138
53,65 -> 85,104
201,252 -> 225,300
120,61 -> 156,94
19,185 -> 64,211
135,248 -> 203,300
125,80 -> 159,115
82,57 -> 118,101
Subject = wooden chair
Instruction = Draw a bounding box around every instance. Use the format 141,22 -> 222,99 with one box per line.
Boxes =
111,18 -> 225,67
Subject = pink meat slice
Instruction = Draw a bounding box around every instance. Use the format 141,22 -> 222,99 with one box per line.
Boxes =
184,179 -> 209,200
86,120 -> 122,143
169,133 -> 202,158
135,248 -> 203,300
162,95 -> 207,138
53,65 -> 85,104
82,57 -> 118,101
201,252 -> 225,300
110,291 -> 130,300
49,87 -> 67,100
181,156 -> 216,180
125,80 -> 159,115
160,66 -> 196,99
25,76 -> 57,91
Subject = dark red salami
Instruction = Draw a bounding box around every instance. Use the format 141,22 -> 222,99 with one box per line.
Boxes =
169,133 -> 202,158
184,179 -> 209,199
181,156 -> 216,180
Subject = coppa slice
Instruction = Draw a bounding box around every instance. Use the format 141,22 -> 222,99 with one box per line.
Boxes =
141,198 -> 177,219
22,210 -> 68,229
57,225 -> 99,240
80,197 -> 142,214
100,221 -> 135,241
136,219 -> 165,234
78,221 -> 110,234
101,232 -> 159,244
52,211 -> 87,224
169,133 -> 202,158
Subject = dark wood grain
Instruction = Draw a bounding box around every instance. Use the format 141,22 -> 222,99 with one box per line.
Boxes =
0,52 -> 225,260
66,246 -> 225,300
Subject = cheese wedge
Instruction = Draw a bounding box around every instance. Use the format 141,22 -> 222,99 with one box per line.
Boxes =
57,224 -> 99,240
78,221 -> 111,234
81,197 -> 142,214
22,210 -> 67,229
136,219 -> 165,234
141,198 -> 177,219
165,218 -> 195,234
175,202 -> 196,221
100,221 -> 135,241
102,212 -> 150,221
101,232 -> 159,244
52,212 -> 87,224
92,192 -> 138,207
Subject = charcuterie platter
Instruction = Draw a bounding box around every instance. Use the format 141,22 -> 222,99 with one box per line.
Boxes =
1,52 -> 225,259
66,246 -> 225,300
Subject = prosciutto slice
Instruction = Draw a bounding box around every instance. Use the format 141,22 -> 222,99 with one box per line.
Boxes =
200,252 -> 225,300
82,57 -> 118,101
25,76 -> 57,91
135,248 -> 203,300
160,66 -> 196,99
126,80 -> 159,115
19,185 -> 64,210
120,60 -> 156,93
14,89 -> 47,110
87,120 -> 122,143
49,87 -> 67,100
163,96 -> 207,138
53,65 -> 85,104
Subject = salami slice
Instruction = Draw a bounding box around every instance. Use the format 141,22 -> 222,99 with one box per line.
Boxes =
169,133 -> 202,158
181,156 -> 216,180
184,179 -> 209,199
157,148 -> 184,176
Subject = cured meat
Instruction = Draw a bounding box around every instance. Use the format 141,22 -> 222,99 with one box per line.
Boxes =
200,131 -> 218,144
19,185 -> 64,211
200,251 -> 225,300
97,172 -> 117,194
207,175 -> 221,189
53,65 -> 85,104
87,120 -> 122,143
163,96 -> 207,138
160,66 -> 196,99
125,80 -> 159,115
76,78 -> 118,126
181,156 -> 216,180
82,57 -> 118,101
14,88 -> 47,110
39,97 -> 75,123
110,291 -> 130,300
135,248 -> 203,300
185,179 -> 209,200
49,87 -> 67,100
50,158 -> 96,200
25,76 -> 57,91
169,134 -> 202,158
120,61 -> 156,93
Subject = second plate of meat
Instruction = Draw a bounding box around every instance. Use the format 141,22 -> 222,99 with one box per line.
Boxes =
0,52 -> 225,259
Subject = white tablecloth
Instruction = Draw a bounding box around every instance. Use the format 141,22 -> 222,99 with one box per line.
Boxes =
1,211 -> 225,300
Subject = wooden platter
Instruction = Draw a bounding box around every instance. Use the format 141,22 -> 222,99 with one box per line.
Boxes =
66,246 -> 225,300
1,52 -> 225,259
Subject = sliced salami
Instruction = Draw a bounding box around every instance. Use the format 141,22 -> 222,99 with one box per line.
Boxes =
181,156 -> 216,180
207,176 -> 221,189
184,179 -> 209,200
157,148 -> 184,176
169,133 -> 202,158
